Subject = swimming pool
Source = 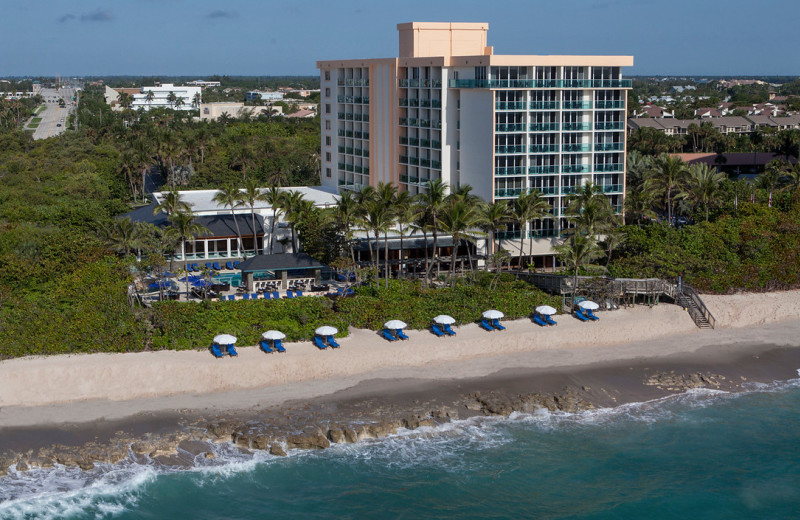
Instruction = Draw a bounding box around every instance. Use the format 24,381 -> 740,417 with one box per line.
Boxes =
214,273 -> 242,287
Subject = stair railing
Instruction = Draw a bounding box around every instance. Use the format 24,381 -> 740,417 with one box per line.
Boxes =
679,284 -> 716,329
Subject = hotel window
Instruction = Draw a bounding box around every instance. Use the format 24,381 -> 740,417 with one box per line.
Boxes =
325,103 -> 331,114
325,135 -> 331,146
325,87 -> 330,97
326,167 -> 331,178
325,120 -> 331,130
325,152 -> 331,161
325,71 -> 330,81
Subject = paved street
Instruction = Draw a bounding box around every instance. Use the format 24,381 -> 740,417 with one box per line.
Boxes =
31,87 -> 76,140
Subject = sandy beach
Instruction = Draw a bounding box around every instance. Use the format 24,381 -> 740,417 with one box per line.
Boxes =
0,290 -> 798,430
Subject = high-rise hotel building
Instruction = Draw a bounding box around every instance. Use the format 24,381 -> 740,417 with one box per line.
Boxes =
318,22 -> 632,259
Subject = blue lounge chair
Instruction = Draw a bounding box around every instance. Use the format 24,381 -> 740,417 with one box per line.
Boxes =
251,293 -> 258,299
233,261 -> 240,267
263,292 -> 271,300
260,340 -> 274,353
443,324 -> 457,336
313,336 -> 328,350
431,324 -> 446,337
336,287 -> 344,296
186,264 -> 194,273
272,291 -> 280,299
327,335 -> 340,348
226,344 -> 238,356
533,314 -> 548,327
295,290 -> 303,297
575,309 -> 590,322
274,339 -> 286,353
227,295 -> 236,301
381,329 -> 398,341
480,319 -> 495,331
243,293 -> 250,300
395,329 -> 409,340
205,262 -> 213,270
211,344 -> 224,358
544,315 -> 558,326
191,263 -> 199,272
586,309 -> 600,321
226,261 -> 234,270
213,262 -> 221,270
285,291 -> 294,299
492,318 -> 506,331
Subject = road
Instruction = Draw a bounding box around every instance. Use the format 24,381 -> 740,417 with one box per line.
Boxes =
31,87 -> 76,140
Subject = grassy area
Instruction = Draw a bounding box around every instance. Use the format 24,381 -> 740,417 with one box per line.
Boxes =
27,123 -> 39,129
31,117 -> 42,124
35,105 -> 46,114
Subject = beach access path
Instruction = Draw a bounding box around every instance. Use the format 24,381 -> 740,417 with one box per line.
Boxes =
0,290 -> 798,428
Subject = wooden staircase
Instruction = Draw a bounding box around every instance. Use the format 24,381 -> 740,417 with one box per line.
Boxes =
675,284 -> 716,329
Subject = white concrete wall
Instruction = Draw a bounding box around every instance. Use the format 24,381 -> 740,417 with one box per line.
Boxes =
457,89 -> 494,199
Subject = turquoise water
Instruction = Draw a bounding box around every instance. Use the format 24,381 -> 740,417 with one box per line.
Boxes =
2,379 -> 799,519
213,273 -> 241,287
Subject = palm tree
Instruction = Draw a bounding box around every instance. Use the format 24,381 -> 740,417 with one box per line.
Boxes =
564,184 -> 615,239
335,190 -> 361,263
98,217 -> 146,258
117,92 -> 133,110
166,92 -> 178,109
279,190 -> 308,253
510,191 -> 551,271
145,89 -> 155,107
481,201 -> 510,272
238,178 -> 264,254
645,154 -> 688,224
213,185 -> 246,258
417,179 -> 449,283
376,182 -> 398,286
166,210 -> 209,301
174,97 -> 185,110
262,186 -> 285,254
153,189 -> 189,217
440,198 -> 484,285
554,234 -> 603,303
360,196 -> 394,289
679,163 -> 726,221
192,92 -> 201,108
393,191 -> 418,279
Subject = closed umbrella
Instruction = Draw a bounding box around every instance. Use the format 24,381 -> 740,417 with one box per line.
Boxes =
384,320 -> 408,330
213,334 -> 237,345
535,305 -> 557,316
262,330 -> 286,340
482,310 -> 504,319
433,315 -> 456,325
578,300 -> 599,310
315,326 -> 338,336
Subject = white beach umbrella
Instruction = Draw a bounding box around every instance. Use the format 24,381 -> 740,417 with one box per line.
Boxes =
433,315 -> 456,325
482,310 -> 504,320
384,320 -> 408,330
535,305 -> 557,316
578,300 -> 600,310
262,330 -> 286,340
315,325 -> 338,336
213,334 -> 237,345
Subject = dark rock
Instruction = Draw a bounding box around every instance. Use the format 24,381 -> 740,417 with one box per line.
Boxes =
206,421 -> 236,441
286,431 -> 330,450
269,444 -> 287,457
16,460 -> 29,472
328,428 -> 345,443
342,428 -> 358,443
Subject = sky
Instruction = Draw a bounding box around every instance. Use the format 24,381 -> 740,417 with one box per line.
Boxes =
1,0 -> 799,77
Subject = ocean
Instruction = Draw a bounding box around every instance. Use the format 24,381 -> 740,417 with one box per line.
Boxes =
1,376 -> 799,519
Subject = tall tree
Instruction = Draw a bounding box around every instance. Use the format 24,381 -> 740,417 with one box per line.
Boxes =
554,234 -> 603,303
153,189 -> 189,217
417,179 -> 448,283
645,154 -> 688,224
262,186 -> 285,254
481,201 -> 510,272
511,190 -> 550,271
213,184 -> 246,257
679,163 -> 726,221
238,178 -> 264,255
440,198 -> 483,284
166,210 -> 209,301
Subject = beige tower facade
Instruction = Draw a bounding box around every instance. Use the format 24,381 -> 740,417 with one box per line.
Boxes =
318,22 -> 633,259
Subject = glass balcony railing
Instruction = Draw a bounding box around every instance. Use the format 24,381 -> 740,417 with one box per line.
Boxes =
529,229 -> 558,238
563,101 -> 593,110
496,230 -> 522,239
495,145 -> 527,154
561,186 -> 580,195
595,100 -> 625,109
595,121 -> 625,130
562,122 -> 592,131
530,101 -> 559,110
337,78 -> 369,87
529,144 -> 559,153
599,184 -> 623,193
535,186 -> 559,195
399,79 -> 442,88
496,101 -> 527,110
562,164 -> 591,173
529,165 -> 559,175
530,123 -> 560,132
495,188 -> 525,198
448,79 -> 632,89
594,163 -> 624,172
594,142 -> 624,151
496,123 -> 526,132
495,166 -> 526,176
562,144 -> 592,152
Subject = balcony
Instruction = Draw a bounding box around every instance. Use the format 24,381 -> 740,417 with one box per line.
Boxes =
594,142 -> 624,151
595,121 -> 625,130
495,166 -> 526,176
595,100 -> 625,109
562,144 -> 592,152
496,101 -> 527,110
419,99 -> 442,108
496,230 -> 522,239
530,123 -> 560,132
337,78 -> 369,87
562,164 -> 591,173
561,186 -> 579,195
495,123 -> 526,132
534,186 -> 559,195
495,188 -> 525,198
529,144 -> 559,153
599,184 -> 623,193
529,165 -> 559,175
495,145 -> 527,154
563,101 -> 593,110
529,229 -> 558,238
448,79 -> 632,89
562,122 -> 592,131
594,163 -> 624,172
530,101 -> 559,110
399,79 -> 443,88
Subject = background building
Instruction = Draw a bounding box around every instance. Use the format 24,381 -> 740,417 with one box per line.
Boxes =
317,22 -> 632,260
131,83 -> 202,111
246,90 -> 284,102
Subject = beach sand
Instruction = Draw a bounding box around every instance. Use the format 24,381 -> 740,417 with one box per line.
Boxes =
0,289 -> 798,430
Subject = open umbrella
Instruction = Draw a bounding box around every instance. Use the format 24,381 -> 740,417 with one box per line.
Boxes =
213,334 -> 237,345
578,300 -> 600,310
315,325 -> 338,336
433,315 -> 456,325
192,279 -> 214,288
535,305 -> 557,316
482,310 -> 504,320
384,320 -> 408,330
262,330 -> 286,340
147,279 -> 172,291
